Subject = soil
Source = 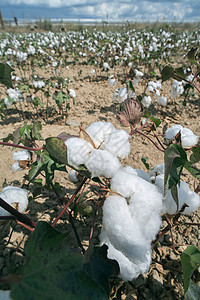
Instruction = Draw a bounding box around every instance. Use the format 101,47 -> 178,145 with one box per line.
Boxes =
0,60 -> 200,299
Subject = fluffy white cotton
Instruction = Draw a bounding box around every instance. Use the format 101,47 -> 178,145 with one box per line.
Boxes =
141,96 -> 151,108
69,89 -> 76,98
65,137 -> 93,169
85,149 -> 121,178
180,128 -> 199,148
123,166 -> 151,182
157,96 -> 167,107
12,161 -> 23,173
68,170 -> 79,183
111,168 -> 137,198
100,228 -> 151,281
102,195 -> 149,263
149,163 -> 165,180
85,121 -> 116,148
165,124 -> 183,141
108,75 -> 117,87
118,87 -> 128,102
0,186 -> 28,216
171,80 -> 184,98
0,290 -> 11,300
101,129 -> 130,159
162,181 -> 200,215
13,150 -> 31,161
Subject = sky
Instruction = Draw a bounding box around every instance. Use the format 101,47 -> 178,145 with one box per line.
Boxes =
0,0 -> 200,23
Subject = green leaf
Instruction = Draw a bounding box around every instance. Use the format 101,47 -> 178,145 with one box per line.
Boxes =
127,80 -> 135,93
161,65 -> 174,82
190,146 -> 200,164
181,245 -> 200,293
174,67 -> 186,81
19,124 -> 32,140
11,222 -> 108,300
83,245 -> 119,297
185,280 -> 200,300
0,63 -> 14,88
187,48 -> 200,67
150,116 -> 161,128
32,121 -> 43,141
45,137 -> 68,165
141,155 -> 152,171
184,162 -> 200,180
32,96 -> 44,108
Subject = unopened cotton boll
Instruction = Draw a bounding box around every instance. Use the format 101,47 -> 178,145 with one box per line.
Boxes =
85,121 -> 116,148
65,137 -> 93,169
0,186 -> 28,216
85,149 -> 121,178
141,96 -> 151,108
180,128 -> 199,148
100,228 -> 152,281
102,195 -> 150,263
101,129 -> 130,159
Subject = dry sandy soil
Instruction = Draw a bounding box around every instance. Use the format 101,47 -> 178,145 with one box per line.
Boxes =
0,61 -> 200,299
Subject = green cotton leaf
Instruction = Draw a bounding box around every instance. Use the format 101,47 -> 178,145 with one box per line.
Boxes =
184,162 -> 200,180
19,124 -> 32,140
190,146 -> 200,164
29,157 -> 44,182
2,133 -> 14,143
127,80 -> 135,93
150,116 -> 161,128
162,123 -> 168,135
0,63 -> 14,88
45,137 -> 68,165
32,96 -> 44,108
181,245 -> 200,293
185,280 -> 200,300
32,121 -> 43,141
161,65 -> 174,82
187,48 -> 200,67
76,204 -> 94,217
10,222 -> 108,300
141,155 -> 152,171
174,67 -> 186,81
83,245 -> 119,297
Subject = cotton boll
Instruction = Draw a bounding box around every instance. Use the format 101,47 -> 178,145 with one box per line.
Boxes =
111,168 -> 137,198
123,166 -> 151,182
12,161 -> 23,173
13,150 -> 31,161
68,170 -> 79,183
85,121 -> 116,148
157,96 -> 167,107
154,174 -> 165,194
165,124 -> 183,141
163,181 -> 200,215
100,229 -> 152,281
85,149 -> 121,178
101,129 -> 130,159
149,163 -> 165,180
180,128 -> 199,148
141,96 -> 151,108
65,137 -> 93,169
102,195 -> 149,263
0,186 -> 28,216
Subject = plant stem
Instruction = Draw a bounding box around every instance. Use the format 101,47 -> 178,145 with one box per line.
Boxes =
133,129 -> 165,152
0,141 -> 43,151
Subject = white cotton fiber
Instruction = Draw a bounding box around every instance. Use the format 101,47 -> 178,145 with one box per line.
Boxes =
68,170 -> 79,183
102,195 -> 149,263
0,186 -> 28,216
100,228 -> 152,281
163,181 -> 200,215
129,180 -> 163,242
149,163 -> 165,181
154,173 -> 165,194
101,129 -> 130,159
12,161 -> 23,173
13,150 -> 31,161
165,124 -> 183,141
85,149 -> 121,178
111,168 -> 137,197
180,128 -> 199,148
65,137 -> 93,169
85,121 -> 116,148
124,166 -> 151,182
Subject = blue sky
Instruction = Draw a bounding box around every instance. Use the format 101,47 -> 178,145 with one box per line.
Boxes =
1,0 -> 200,22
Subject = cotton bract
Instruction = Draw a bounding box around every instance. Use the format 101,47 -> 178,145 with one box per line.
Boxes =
0,186 -> 28,216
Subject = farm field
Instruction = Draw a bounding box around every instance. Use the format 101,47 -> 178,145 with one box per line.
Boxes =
0,24 -> 200,299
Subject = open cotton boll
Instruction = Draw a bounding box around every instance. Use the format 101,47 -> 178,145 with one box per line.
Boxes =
13,150 -> 31,161
0,186 -> 28,216
154,173 -> 165,194
129,180 -> 163,242
100,229 -> 152,281
85,121 -> 116,148
149,163 -> 164,181
111,168 -> 137,198
180,128 -> 199,148
157,96 -> 167,107
101,129 -> 130,159
163,181 -> 200,215
12,161 -> 23,173
165,124 -> 183,141
68,170 -> 79,183
85,149 -> 121,178
65,137 -> 93,169
123,166 -> 151,182
102,195 -> 149,263
141,96 -> 151,108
